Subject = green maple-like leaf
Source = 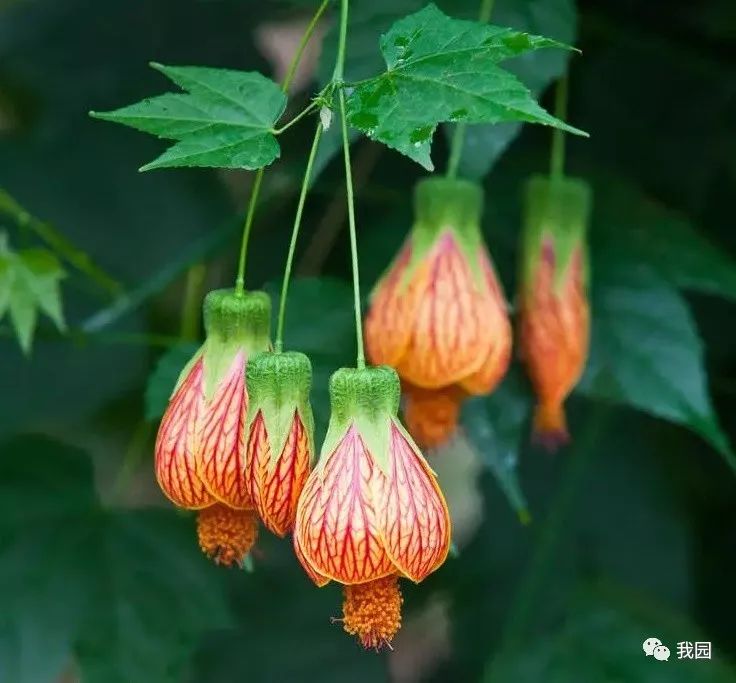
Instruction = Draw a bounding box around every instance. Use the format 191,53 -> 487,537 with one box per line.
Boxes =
345,3 -> 586,170
91,64 -> 286,171
0,244 -> 66,354
578,254 -> 734,470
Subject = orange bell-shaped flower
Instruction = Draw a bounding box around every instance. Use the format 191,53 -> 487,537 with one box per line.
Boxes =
294,366 -> 451,649
154,288 -> 271,565
245,350 -> 314,537
518,175 -> 591,450
365,178 -> 511,448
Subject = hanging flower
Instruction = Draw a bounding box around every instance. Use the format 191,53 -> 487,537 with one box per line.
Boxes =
365,177 -> 512,448
518,175 -> 591,450
294,366 -> 451,649
155,288 -> 271,566
245,350 -> 314,536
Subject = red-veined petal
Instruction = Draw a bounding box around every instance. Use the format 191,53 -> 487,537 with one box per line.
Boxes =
197,351 -> 252,509
375,423 -> 451,582
365,241 -> 424,368
246,410 -> 311,536
154,357 -> 214,509
294,425 -> 395,585
396,233 -> 490,388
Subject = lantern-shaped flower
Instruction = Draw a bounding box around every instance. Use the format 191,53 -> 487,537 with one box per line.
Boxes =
294,366 -> 451,649
154,288 -> 271,565
365,177 -> 512,448
518,175 -> 591,450
245,350 -> 314,536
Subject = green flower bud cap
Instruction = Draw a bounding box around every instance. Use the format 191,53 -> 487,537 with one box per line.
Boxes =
200,289 -> 272,398
319,366 -> 401,473
412,177 -> 484,256
203,288 -> 271,343
522,175 -> 592,293
246,350 -> 315,463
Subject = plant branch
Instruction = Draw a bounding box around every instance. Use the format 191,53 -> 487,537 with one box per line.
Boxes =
275,122 -> 323,352
233,0 -> 329,295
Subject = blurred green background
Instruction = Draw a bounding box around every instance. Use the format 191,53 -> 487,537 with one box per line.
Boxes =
1,1 -> 736,681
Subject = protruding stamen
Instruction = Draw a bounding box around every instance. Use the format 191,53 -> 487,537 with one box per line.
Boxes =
196,504 -> 259,567
341,575 -> 402,650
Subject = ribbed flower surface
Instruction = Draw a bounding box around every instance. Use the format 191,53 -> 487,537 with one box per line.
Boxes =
245,409 -> 311,536
294,421 -> 450,585
520,241 -> 589,446
154,357 -> 214,509
367,233 -> 511,392
197,351 -> 252,509
366,231 -> 511,447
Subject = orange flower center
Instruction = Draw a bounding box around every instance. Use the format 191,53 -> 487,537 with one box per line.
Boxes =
196,504 -> 258,567
341,575 -> 402,650
404,386 -> 463,449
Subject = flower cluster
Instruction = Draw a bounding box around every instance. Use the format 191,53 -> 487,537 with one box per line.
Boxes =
154,291 -> 450,649
365,175 -> 591,451
155,288 -> 313,566
153,173 -> 589,649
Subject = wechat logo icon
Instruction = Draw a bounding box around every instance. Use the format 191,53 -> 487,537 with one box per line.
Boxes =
643,638 -> 670,661
643,638 -> 662,656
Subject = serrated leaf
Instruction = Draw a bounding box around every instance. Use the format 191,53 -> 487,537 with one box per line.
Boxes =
91,64 -> 286,171
578,253 -> 735,469
345,4 -> 585,170
461,368 -> 531,521
445,0 -> 577,178
0,246 -> 66,353
144,342 -> 200,420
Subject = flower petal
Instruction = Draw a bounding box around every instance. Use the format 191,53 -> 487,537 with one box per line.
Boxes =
396,234 -> 491,388
197,351 -> 252,509
294,425 -> 395,584
293,524 -> 330,587
365,241 -> 424,368
247,410 -> 311,536
154,357 -> 214,509
519,244 -> 589,409
460,251 -> 512,394
376,423 -> 451,582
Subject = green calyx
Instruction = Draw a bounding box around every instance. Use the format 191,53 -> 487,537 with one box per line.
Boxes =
246,350 -> 315,465
200,288 -> 272,398
319,365 -> 401,473
522,174 -> 592,293
404,177 -> 487,286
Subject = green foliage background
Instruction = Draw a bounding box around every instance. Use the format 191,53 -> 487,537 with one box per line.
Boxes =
1,0 -> 735,681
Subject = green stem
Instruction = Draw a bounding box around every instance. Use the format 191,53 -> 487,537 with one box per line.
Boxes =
275,122 -> 323,352
233,0 -> 330,295
234,168 -> 264,296
273,98 -> 320,135
334,0 -> 365,369
333,0 -> 349,82
550,74 -> 568,179
446,0 -> 496,179
339,90 -> 364,369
